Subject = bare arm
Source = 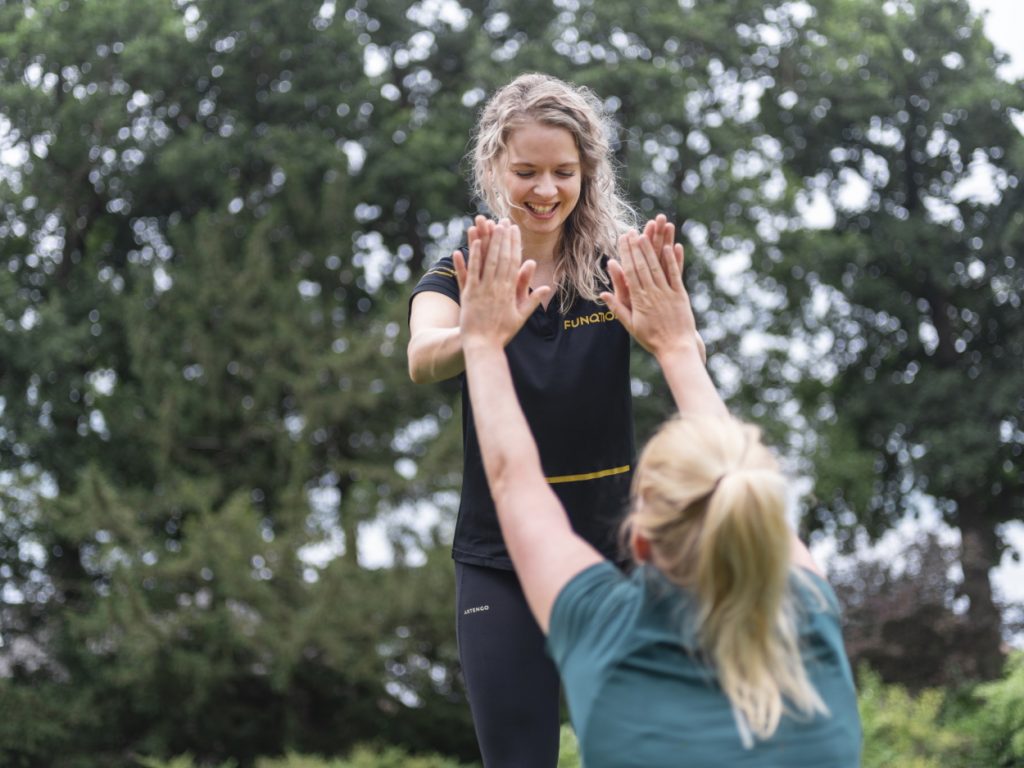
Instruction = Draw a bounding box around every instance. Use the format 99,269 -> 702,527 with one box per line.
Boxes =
457,223 -> 602,633
603,233 -> 823,576
408,216 -> 545,385
603,232 -> 727,418
408,292 -> 465,384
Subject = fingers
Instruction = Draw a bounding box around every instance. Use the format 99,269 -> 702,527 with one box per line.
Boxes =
469,215 -> 493,262
603,259 -> 633,331
624,232 -> 655,292
645,214 -> 670,255
666,243 -> 685,291
454,249 -> 467,293
635,234 -> 668,289
600,289 -> 631,332
526,283 -> 553,315
607,257 -> 631,308
643,217 -> 658,248
480,219 -> 505,283
617,233 -> 641,293
497,220 -> 515,284
478,219 -> 519,289
503,223 -> 521,283
467,237 -> 483,284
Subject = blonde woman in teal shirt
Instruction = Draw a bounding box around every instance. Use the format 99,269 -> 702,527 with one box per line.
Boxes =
454,220 -> 862,767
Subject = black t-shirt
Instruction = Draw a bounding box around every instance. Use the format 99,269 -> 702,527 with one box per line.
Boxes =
410,254 -> 635,569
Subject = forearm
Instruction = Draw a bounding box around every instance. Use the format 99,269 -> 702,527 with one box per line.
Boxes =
462,340 -> 545,501
656,342 -> 729,418
407,326 -> 466,383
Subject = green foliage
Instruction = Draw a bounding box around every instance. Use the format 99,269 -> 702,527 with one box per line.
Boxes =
748,0 -> 1024,678
858,666 -> 967,768
111,656 -> 1024,766
953,652 -> 1024,766
1,0 -> 1021,763
135,746 -> 472,768
557,725 -> 582,768
136,756 -> 236,768
857,653 -> 1024,768
133,734 -> 582,768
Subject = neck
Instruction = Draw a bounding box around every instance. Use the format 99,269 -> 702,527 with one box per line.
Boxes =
520,228 -> 560,264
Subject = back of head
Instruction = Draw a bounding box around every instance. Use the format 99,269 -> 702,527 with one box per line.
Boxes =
470,73 -> 637,307
629,415 -> 827,744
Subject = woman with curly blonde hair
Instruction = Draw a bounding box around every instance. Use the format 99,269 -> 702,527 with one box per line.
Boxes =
408,74 -> 701,765
454,221 -> 862,766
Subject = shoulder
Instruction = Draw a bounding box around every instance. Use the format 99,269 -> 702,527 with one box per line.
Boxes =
410,253 -> 461,311
791,567 -> 851,658
418,253 -> 459,285
547,562 -> 640,666
793,567 -> 841,615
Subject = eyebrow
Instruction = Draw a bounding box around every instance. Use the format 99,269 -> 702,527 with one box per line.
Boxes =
508,160 -> 580,167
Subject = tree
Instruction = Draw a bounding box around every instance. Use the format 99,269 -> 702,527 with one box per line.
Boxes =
831,532 -> 986,687
749,0 -> 1024,678
1,0 -> 474,763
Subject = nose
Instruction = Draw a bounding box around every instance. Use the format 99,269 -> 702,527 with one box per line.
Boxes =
533,173 -> 557,197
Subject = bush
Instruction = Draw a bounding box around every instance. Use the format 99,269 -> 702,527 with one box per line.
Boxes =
136,746 -> 471,768
136,726 -> 591,768
139,657 -> 1024,768
952,652 -> 1024,767
558,724 -> 581,768
857,666 -> 966,768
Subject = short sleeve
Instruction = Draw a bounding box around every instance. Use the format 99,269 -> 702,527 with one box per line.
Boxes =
796,570 -> 855,685
796,568 -> 843,620
409,254 -> 460,323
546,561 -> 640,670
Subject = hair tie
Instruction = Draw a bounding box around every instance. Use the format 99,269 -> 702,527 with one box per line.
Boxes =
710,473 -> 726,495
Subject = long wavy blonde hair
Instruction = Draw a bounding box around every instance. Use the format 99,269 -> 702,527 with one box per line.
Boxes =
471,73 -> 638,311
627,414 -> 829,746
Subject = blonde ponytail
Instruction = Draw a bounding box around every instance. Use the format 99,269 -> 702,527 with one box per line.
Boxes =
628,416 -> 828,745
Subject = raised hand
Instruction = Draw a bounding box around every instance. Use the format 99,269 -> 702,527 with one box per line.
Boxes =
455,220 -> 552,348
467,214 -> 495,261
643,213 -> 682,276
461,215 -> 547,327
601,232 -> 698,359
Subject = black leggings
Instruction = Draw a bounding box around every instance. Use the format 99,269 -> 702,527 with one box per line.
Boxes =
455,561 -> 561,768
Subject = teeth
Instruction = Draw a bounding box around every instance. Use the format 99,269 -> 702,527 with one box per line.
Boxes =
527,203 -> 555,214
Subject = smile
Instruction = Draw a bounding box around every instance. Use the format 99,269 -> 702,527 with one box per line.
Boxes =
525,202 -> 558,216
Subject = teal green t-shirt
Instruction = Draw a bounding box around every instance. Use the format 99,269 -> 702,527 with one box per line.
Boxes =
547,562 -> 862,767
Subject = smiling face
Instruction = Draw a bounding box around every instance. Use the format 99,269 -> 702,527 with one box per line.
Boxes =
500,121 -> 582,256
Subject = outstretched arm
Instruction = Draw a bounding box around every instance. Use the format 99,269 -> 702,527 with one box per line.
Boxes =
601,233 -> 822,576
602,232 -> 727,418
457,221 -> 603,632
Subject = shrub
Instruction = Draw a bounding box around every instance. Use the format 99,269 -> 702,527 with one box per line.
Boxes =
857,666 -> 967,768
952,652 -> 1024,767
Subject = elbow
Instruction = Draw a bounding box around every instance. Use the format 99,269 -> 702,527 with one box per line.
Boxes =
407,346 -> 428,384
408,360 -> 424,384
487,455 -> 540,514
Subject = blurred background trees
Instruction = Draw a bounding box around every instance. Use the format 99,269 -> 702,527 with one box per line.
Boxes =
0,0 -> 1021,765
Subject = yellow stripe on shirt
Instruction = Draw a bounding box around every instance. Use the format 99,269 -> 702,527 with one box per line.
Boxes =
546,464 -> 631,485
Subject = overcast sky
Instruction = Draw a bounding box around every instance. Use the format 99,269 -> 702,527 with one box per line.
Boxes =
969,0 -> 1024,80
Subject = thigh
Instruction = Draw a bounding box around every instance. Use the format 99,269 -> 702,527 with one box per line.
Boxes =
455,562 -> 561,768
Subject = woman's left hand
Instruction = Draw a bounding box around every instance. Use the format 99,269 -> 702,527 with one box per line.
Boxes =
455,220 -> 552,349
602,232 -> 697,359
